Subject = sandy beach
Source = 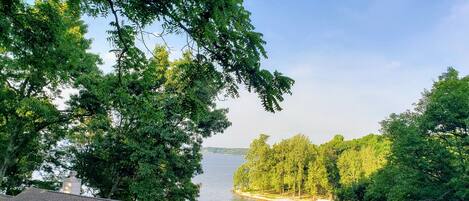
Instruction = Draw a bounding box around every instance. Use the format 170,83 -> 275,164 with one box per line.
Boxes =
234,190 -> 331,201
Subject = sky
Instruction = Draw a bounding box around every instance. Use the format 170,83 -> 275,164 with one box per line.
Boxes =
83,0 -> 469,148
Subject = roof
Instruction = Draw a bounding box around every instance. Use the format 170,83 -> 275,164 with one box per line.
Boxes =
0,194 -> 13,201
6,188 -> 119,201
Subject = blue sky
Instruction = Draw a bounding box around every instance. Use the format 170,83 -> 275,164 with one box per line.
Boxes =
84,0 -> 469,147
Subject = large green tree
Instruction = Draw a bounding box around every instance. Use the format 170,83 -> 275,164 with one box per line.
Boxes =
282,135 -> 314,197
307,153 -> 333,199
335,135 -> 390,201
72,47 -> 231,200
270,138 -> 293,194
366,68 -> 468,201
0,0 -> 99,194
243,134 -> 272,191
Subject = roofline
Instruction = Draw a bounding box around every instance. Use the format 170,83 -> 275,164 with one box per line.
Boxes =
25,187 -> 119,201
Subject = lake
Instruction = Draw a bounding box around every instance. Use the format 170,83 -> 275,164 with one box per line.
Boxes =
193,153 -> 255,201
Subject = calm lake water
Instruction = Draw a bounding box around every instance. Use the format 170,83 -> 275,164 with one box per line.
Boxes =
193,153 -> 256,201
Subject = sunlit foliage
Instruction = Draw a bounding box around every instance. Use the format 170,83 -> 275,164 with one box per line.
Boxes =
234,134 -> 389,200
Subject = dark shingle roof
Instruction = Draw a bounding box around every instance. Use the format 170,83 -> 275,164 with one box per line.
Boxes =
9,188 -> 118,201
0,194 -> 13,201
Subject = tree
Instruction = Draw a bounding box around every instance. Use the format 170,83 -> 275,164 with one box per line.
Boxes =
306,135 -> 344,200
307,154 -> 333,199
366,68 -> 468,201
72,47 -> 231,200
337,136 -> 389,187
0,0 -> 99,194
337,149 -> 362,186
233,163 -> 250,191
335,135 -> 390,201
270,140 -> 291,194
243,134 -> 272,191
286,135 -> 314,197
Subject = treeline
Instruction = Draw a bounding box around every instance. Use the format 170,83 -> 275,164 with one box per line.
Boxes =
202,147 -> 248,155
234,134 -> 390,200
234,68 -> 468,201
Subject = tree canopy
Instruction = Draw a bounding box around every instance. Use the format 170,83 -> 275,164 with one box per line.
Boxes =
72,48 -> 232,200
364,68 -> 468,201
0,0 -> 100,194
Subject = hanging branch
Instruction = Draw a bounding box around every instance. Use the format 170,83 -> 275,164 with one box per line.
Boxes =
141,29 -> 170,50
136,22 -> 156,58
107,0 -> 128,85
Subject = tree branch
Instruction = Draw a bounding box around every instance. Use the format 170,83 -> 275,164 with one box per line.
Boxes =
107,0 -> 128,85
4,80 -> 19,94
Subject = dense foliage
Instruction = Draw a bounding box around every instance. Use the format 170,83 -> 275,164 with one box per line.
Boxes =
364,68 -> 468,201
0,0 -> 294,200
234,68 -> 469,201
234,134 -> 390,200
71,48 -> 232,200
0,0 -> 100,194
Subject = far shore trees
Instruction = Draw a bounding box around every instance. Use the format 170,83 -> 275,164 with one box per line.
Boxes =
234,68 -> 468,201
233,134 -> 390,200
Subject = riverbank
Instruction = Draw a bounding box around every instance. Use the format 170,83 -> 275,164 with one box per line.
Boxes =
234,190 -> 330,201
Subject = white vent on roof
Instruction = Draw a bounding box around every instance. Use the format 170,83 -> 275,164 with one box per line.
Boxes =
61,171 -> 81,195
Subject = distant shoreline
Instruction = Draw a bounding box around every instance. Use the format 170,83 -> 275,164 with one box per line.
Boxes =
201,147 -> 248,155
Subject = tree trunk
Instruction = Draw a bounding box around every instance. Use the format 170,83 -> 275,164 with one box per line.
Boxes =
107,176 -> 121,198
298,183 -> 301,197
281,175 -> 284,194
281,182 -> 284,194
0,135 -> 15,187
0,162 -> 7,187
293,180 -> 296,196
